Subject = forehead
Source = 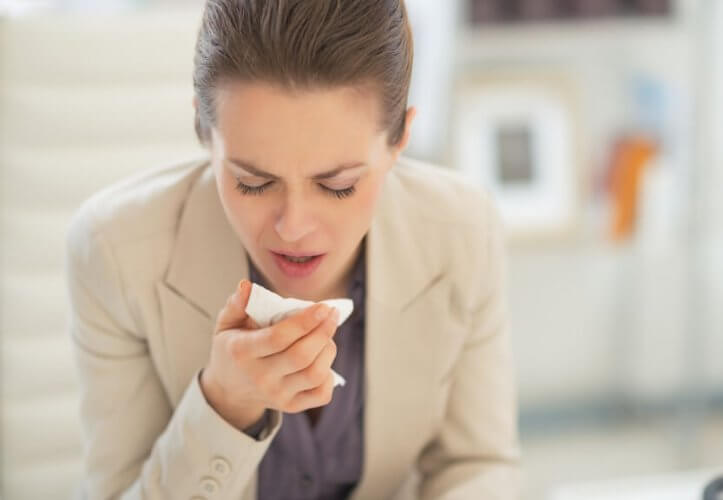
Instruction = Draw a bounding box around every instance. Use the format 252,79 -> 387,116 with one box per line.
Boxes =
215,82 -> 384,156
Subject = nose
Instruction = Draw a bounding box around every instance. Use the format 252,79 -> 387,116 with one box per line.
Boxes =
274,192 -> 318,243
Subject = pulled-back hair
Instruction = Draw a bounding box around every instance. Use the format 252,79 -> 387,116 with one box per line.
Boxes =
193,0 -> 414,147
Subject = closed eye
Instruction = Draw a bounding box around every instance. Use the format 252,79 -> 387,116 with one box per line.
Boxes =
234,178 -> 356,199
319,184 -> 356,199
234,179 -> 273,195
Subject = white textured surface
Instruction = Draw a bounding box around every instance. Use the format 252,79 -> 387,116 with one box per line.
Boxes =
1,8 -> 205,500
1,10 -> 201,85
550,469 -> 720,500
523,415 -> 723,500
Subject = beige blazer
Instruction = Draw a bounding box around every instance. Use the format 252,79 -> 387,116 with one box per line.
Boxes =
65,155 -> 520,500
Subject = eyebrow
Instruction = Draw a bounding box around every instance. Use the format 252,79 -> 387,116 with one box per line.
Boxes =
226,158 -> 366,180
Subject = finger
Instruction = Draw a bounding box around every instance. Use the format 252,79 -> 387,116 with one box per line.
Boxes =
252,303 -> 333,357
215,279 -> 257,334
215,279 -> 251,333
264,312 -> 338,375
228,305 -> 334,362
282,339 -> 337,394
285,372 -> 335,413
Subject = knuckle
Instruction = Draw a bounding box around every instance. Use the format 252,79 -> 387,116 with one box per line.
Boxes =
290,321 -> 307,341
323,321 -> 337,338
268,326 -> 288,352
325,376 -> 334,398
322,390 -> 333,405
283,400 -> 301,414
231,339 -> 253,363
327,340 -> 337,357
289,346 -> 314,371
227,337 -> 244,360
282,312 -> 302,330
305,304 -> 326,326
306,364 -> 327,386
266,382 -> 284,402
282,392 -> 298,411
319,381 -> 333,404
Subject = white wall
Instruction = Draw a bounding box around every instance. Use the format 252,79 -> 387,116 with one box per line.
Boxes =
443,0 -> 722,411
703,0 -> 723,395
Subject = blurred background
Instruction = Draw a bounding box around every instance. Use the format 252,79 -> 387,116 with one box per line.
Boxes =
1,0 -> 721,499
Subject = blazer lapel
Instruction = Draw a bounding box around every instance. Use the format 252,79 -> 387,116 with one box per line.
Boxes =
350,167 -> 462,500
156,164 -> 249,404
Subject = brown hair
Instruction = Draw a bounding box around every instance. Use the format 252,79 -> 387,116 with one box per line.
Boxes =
193,0 -> 413,147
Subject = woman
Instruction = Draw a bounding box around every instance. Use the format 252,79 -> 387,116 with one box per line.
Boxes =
65,1 -> 520,499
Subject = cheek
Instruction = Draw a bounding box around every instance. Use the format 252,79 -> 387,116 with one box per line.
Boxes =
356,185 -> 380,217
358,174 -> 386,212
331,181 -> 382,235
218,179 -> 268,239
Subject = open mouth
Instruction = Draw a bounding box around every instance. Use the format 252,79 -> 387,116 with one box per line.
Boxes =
281,255 -> 318,263
271,251 -> 326,278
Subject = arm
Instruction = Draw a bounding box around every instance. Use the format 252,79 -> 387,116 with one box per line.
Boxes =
65,208 -> 281,500
416,199 -> 521,500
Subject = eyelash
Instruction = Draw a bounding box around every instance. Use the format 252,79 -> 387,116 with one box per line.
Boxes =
234,179 -> 356,199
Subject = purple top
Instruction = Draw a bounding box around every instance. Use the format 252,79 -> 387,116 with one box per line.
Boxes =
246,239 -> 366,500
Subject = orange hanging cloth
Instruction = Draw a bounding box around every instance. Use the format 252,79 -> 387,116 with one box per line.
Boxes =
607,135 -> 658,241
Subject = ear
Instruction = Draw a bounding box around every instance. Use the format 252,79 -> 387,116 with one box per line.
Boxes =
393,106 -> 417,157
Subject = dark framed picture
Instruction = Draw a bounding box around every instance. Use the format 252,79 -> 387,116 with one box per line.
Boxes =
452,73 -> 583,241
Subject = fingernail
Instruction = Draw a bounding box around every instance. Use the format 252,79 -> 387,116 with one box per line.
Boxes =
315,304 -> 330,320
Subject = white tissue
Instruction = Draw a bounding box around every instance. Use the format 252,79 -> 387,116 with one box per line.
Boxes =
244,283 -> 354,387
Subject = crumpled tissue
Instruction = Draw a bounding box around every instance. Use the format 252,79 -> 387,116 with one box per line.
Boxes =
244,283 -> 353,387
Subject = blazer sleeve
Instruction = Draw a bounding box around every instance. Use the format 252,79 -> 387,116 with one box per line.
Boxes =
65,207 -> 282,500
415,198 -> 522,500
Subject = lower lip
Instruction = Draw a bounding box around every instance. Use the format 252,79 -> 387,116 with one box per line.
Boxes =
271,252 -> 325,278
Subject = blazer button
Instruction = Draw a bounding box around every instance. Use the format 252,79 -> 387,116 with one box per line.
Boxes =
300,473 -> 314,487
210,457 -> 231,477
200,477 -> 220,495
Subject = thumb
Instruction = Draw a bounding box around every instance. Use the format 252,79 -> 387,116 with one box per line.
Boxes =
214,279 -> 260,334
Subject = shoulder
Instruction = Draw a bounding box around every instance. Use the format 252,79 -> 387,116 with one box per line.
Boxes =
388,156 -> 502,255
390,155 -> 497,230
388,156 -> 506,310
66,156 -> 209,252
65,156 -> 211,316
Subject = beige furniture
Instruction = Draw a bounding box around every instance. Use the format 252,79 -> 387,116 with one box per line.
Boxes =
0,9 -> 204,499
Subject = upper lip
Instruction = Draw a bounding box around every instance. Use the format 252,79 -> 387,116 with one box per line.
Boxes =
271,250 -> 325,258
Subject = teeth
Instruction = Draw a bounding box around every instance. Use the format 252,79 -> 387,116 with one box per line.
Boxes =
284,255 -> 314,263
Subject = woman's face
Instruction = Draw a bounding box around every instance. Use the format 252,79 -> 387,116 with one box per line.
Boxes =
206,82 -> 414,302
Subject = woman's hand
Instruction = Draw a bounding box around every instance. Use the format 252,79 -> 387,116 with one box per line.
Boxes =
200,279 -> 340,431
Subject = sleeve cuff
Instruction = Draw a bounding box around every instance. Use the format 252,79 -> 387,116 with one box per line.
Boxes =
242,409 -> 271,440
189,369 -> 282,447
156,369 -> 283,496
